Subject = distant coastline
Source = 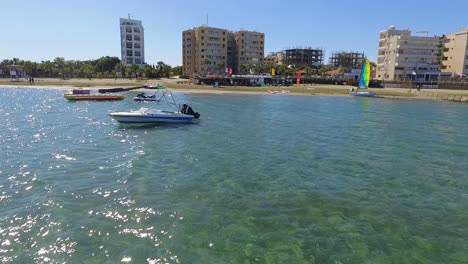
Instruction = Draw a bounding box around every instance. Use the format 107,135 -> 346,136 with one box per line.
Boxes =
1,77 -> 468,102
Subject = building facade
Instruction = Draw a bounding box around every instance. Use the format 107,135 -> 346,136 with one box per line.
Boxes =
233,30 -> 265,73
182,26 -> 228,76
120,16 -> 145,67
264,52 -> 284,65
329,52 -> 365,71
377,26 -> 441,81
182,26 -> 264,76
441,28 -> 468,77
283,48 -> 323,67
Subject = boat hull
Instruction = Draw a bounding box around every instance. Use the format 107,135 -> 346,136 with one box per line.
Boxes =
350,91 -> 377,97
109,110 -> 194,124
133,97 -> 160,102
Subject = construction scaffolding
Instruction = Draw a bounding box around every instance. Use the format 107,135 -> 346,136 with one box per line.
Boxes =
284,47 -> 324,67
329,51 -> 366,71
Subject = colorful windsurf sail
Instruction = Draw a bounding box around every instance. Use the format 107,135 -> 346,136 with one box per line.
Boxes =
358,59 -> 370,89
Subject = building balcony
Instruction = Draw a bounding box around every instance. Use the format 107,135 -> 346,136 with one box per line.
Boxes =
397,43 -> 439,50
396,53 -> 436,59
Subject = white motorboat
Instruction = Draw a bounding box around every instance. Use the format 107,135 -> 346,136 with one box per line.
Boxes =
109,88 -> 200,124
109,107 -> 197,124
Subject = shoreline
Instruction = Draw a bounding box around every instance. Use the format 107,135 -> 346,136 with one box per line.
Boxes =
1,78 -> 468,103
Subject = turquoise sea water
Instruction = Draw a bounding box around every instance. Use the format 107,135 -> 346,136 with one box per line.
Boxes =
0,87 -> 467,263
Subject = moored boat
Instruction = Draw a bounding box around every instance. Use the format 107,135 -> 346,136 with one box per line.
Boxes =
350,59 -> 377,98
133,93 -> 160,102
109,107 -> 198,124
109,87 -> 200,124
64,88 -> 124,101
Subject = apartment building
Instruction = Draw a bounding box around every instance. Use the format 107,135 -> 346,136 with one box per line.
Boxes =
120,15 -> 145,67
264,52 -> 284,65
233,30 -> 265,73
377,26 -> 441,81
182,26 -> 228,76
441,28 -> 468,77
182,26 -> 264,76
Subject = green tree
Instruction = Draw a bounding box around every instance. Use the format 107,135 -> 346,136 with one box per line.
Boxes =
216,62 -> 225,74
171,66 -> 182,76
95,56 -> 121,74
129,64 -> 139,78
54,57 -> 65,78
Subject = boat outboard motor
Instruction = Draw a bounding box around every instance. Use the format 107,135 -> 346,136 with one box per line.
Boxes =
181,104 -> 200,119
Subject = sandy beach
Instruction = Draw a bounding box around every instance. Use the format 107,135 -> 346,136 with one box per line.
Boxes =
2,77 -> 468,102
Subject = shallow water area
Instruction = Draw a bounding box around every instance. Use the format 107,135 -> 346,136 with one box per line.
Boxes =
0,87 -> 467,263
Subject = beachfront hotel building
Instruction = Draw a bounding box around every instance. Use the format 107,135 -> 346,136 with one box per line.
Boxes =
440,28 -> 468,77
120,15 -> 145,67
376,26 -> 441,81
182,25 -> 264,76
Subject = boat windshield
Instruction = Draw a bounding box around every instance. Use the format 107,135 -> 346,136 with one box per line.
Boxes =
150,89 -> 181,112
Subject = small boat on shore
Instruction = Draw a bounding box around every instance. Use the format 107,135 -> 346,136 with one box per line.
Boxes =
64,88 -> 124,101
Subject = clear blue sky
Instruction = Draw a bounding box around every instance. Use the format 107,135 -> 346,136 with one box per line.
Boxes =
1,0 -> 467,66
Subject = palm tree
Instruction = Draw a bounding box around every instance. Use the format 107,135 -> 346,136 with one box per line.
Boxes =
114,62 -> 126,78
216,61 -> 225,74
302,65 -> 313,76
143,64 -> 153,78
239,64 -> 248,74
130,64 -> 140,79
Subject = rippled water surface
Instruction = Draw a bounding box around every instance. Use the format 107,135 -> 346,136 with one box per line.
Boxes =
0,87 -> 467,263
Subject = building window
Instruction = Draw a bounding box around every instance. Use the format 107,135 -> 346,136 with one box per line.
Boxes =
125,27 -> 131,33
135,59 -> 142,64
126,58 -> 133,64
126,50 -> 133,56
133,27 -> 140,33
126,34 -> 132,41
134,35 -> 141,41
126,42 -> 132,48
134,43 -> 141,48
135,51 -> 141,57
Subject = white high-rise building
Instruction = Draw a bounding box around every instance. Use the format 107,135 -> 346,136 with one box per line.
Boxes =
120,15 -> 145,67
